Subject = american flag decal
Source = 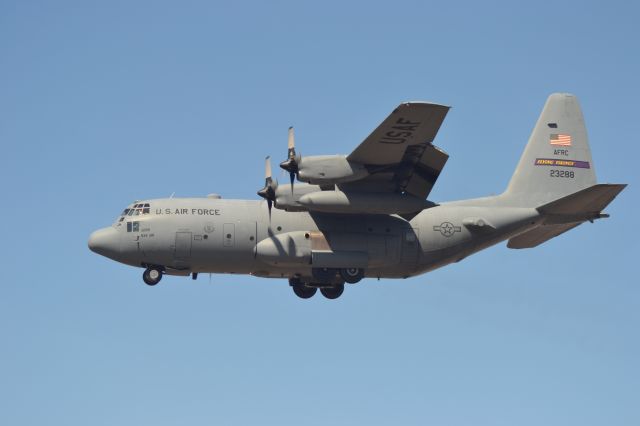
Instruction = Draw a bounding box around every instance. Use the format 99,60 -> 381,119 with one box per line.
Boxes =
550,133 -> 572,146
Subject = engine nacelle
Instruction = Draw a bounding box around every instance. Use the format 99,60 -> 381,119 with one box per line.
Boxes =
297,155 -> 369,185
272,183 -> 322,212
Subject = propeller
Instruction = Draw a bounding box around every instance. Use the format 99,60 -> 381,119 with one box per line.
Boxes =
257,156 -> 278,218
279,126 -> 299,192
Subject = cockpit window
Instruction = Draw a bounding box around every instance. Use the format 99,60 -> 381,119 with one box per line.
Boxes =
126,203 -> 151,216
116,203 -> 152,225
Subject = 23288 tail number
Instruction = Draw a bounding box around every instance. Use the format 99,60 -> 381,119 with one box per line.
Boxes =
550,169 -> 574,178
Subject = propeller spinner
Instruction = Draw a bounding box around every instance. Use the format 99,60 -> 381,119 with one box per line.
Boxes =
257,156 -> 278,217
279,126 -> 299,191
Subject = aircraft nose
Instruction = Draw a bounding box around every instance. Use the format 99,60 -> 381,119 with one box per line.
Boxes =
88,227 -> 121,259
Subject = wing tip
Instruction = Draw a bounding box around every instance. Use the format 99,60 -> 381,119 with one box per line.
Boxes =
399,101 -> 451,109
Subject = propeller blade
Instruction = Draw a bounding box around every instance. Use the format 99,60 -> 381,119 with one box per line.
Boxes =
265,155 -> 272,179
258,156 -> 277,220
280,127 -> 299,193
288,126 -> 295,151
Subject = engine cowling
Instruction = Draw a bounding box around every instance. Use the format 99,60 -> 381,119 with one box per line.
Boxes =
297,155 -> 369,185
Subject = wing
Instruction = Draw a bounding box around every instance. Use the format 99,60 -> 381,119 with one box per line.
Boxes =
342,102 -> 450,199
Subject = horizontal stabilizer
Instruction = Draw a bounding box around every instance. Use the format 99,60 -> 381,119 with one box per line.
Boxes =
508,183 -> 626,249
538,183 -> 626,223
507,223 -> 582,249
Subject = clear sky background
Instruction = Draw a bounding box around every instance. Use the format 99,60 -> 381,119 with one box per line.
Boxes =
1,1 -> 638,425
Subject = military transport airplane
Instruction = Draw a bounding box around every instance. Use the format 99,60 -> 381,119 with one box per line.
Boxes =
89,93 -> 626,299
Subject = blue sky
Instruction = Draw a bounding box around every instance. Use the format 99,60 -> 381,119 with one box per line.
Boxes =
1,1 -> 638,425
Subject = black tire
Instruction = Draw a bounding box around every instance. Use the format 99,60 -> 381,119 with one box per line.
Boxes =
292,284 -> 317,299
143,267 -> 163,286
320,283 -> 344,299
288,276 -> 303,287
340,268 -> 364,284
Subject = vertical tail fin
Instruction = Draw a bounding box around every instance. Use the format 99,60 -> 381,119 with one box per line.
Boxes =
504,93 -> 596,206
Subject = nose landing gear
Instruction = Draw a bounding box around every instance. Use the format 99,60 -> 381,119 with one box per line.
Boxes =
143,266 -> 163,286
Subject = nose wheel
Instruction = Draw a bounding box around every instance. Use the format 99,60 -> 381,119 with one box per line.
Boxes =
143,266 -> 163,286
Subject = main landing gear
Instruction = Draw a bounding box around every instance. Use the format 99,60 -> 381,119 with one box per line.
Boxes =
320,284 -> 344,299
339,268 -> 364,284
289,275 -> 351,300
292,283 -> 317,299
143,266 -> 163,286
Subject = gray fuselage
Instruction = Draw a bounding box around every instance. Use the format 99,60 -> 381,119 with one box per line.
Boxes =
89,197 -> 540,282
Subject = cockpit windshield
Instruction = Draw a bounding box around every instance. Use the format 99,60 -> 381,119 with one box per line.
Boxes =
115,203 -> 151,224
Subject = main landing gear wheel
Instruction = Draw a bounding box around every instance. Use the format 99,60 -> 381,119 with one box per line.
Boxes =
292,285 -> 317,299
143,267 -> 163,286
289,277 -> 317,299
340,268 -> 364,284
320,283 -> 344,299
